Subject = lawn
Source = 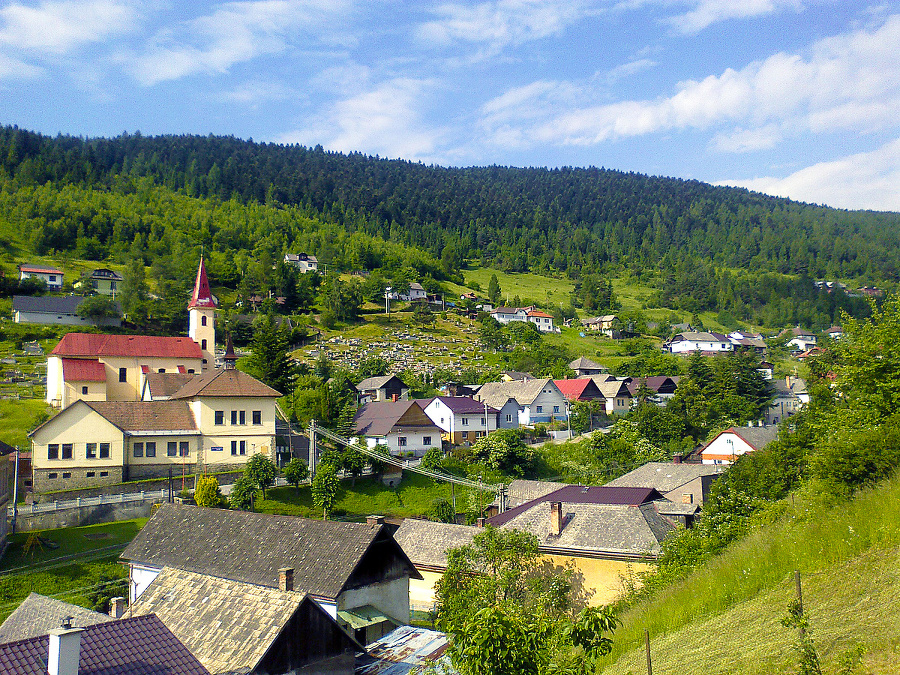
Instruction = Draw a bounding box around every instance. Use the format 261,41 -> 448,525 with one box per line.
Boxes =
462,269 -> 576,308
0,518 -> 147,622
0,399 -> 51,449
255,472 -> 481,521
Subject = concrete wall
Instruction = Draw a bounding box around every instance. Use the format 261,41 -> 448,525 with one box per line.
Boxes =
34,469 -> 244,502
338,576 -> 410,626
12,497 -> 165,532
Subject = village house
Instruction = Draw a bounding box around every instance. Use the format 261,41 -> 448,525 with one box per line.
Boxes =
17,263 -> 63,290
356,374 -> 410,404
525,309 -> 558,333
582,314 -> 622,338
782,327 -> 817,352
12,295 -> 122,327
500,370 -> 534,382
589,376 -> 633,415
121,505 -> 421,644
353,400 -> 442,457
554,378 -> 605,403
30,343 -> 280,492
420,396 -> 499,445
130,567 -> 365,672
625,375 -> 680,405
665,331 -> 734,354
568,356 -> 607,377
475,378 -> 568,426
490,306 -> 528,325
605,460 -> 723,508
765,376 -> 808,425
700,425 -> 779,465
284,252 -> 319,273
82,268 -> 124,296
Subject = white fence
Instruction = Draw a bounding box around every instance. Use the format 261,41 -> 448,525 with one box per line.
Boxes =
8,489 -> 172,517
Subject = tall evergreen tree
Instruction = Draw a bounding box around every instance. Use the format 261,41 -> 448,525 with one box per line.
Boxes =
246,314 -> 295,395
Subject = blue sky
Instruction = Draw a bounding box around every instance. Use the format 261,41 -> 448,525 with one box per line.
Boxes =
1,0 -> 899,211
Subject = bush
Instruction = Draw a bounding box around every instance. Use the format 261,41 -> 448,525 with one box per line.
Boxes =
194,475 -> 225,508
427,497 -> 456,523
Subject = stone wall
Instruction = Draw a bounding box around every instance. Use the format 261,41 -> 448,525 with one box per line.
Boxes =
33,465 -> 124,495
11,497 -> 166,532
34,469 -> 244,503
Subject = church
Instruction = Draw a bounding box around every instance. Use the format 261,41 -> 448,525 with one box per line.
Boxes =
30,260 -> 282,493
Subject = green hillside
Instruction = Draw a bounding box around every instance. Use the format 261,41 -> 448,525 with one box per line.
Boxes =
601,475 -> 900,675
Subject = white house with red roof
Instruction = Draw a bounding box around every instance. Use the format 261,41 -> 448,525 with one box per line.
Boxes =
17,264 -> 63,290
490,306 -> 558,332
46,259 -> 216,408
700,425 -> 778,465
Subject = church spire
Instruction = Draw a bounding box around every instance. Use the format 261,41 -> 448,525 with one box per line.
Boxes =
188,257 -> 217,309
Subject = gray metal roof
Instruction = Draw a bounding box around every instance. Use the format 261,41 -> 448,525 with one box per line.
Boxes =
12,295 -> 83,314
0,593 -> 112,643
605,462 -> 723,493
505,479 -> 568,508
475,378 -> 557,408
122,504 -> 420,600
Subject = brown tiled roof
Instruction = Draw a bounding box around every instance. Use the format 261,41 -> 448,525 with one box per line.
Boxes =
51,333 -> 202,359
605,462 -> 723,492
170,368 -> 282,399
393,520 -> 478,569
353,401 -> 436,437
489,485 -> 664,527
144,372 -> 195,399
121,504 -> 421,600
356,375 -> 407,392
130,567 -> 362,675
0,614 -> 210,675
84,401 -> 198,433
0,594 -> 111,643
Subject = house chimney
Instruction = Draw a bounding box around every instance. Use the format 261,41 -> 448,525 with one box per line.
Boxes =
366,515 -> 385,527
278,568 -> 294,592
476,517 -> 486,528
550,501 -> 563,536
109,597 -> 126,619
391,394 -> 399,402
48,620 -> 83,675
672,452 -> 683,464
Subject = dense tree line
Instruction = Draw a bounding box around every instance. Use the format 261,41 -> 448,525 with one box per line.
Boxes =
1,125 -> 897,328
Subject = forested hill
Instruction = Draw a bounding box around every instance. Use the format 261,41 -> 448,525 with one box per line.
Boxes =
3,126 -> 899,283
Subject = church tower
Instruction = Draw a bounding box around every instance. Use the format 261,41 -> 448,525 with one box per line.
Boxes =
188,257 -> 217,371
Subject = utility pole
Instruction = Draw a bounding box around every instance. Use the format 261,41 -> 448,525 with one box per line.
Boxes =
308,420 -> 317,478
11,447 -> 19,535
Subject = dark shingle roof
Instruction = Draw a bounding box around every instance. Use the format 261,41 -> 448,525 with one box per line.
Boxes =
353,401 -> 435,437
0,594 -> 111,643
489,485 -> 665,527
12,295 -> 84,315
393,520 -> 478,569
0,614 -> 210,675
421,397 -> 499,415
356,375 -> 407,392
122,504 -> 419,600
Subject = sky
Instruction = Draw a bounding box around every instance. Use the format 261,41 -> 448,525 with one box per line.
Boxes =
1,0 -> 899,212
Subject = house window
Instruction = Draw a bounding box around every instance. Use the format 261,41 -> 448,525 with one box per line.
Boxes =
462,418 -> 468,426
553,406 -> 560,413
506,414 -> 512,423
86,443 -> 97,459
239,411 -> 246,425
423,437 -> 432,446
100,471 -> 108,477
398,437 -> 407,447
187,369 -> 195,374
167,442 -> 177,457
201,339 -> 207,350
48,444 -> 59,460
231,410 -> 238,425
145,442 -> 156,457
462,432 -> 468,439
62,472 -> 71,479
201,316 -> 207,326
158,368 -> 165,373
133,443 -> 144,458
48,473 -> 58,479
215,411 -> 224,425
118,367 -> 127,383
252,410 -> 261,425
62,444 -> 73,460
481,417 -> 485,425
240,440 -> 246,455
86,471 -> 95,478
179,441 -> 189,457
536,406 -> 543,413
99,443 -> 110,459
231,441 -> 238,456
82,386 -> 88,395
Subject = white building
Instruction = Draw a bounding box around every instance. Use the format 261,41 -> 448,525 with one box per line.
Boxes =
284,253 -> 319,273
18,264 -> 63,290
421,396 -> 499,445
666,331 -> 734,354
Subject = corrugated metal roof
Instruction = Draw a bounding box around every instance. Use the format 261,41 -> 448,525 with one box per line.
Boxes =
357,626 -> 452,675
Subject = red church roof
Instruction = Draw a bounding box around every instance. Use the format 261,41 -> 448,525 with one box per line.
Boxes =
188,257 -> 217,309
62,358 -> 107,382
51,333 -> 202,359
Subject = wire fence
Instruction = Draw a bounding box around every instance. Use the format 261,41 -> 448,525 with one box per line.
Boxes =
8,489 -> 171,518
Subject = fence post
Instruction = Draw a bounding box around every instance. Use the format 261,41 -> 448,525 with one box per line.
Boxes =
76,497 -> 81,507
645,629 -> 652,675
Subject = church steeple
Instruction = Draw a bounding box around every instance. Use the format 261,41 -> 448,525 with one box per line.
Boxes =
188,257 -> 217,309
188,257 -> 216,371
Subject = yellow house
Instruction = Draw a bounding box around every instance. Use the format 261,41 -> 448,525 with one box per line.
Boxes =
29,359 -> 281,493
394,485 -> 676,610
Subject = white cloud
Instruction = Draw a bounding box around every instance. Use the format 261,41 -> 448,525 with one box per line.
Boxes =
0,0 -> 137,53
602,58 -> 656,84
712,124 -> 782,152
479,14 -> 900,147
0,52 -> 44,79
123,0 -> 349,85
668,0 -> 803,34
717,137 -> 900,211
216,79 -> 296,106
416,0 -> 588,54
278,78 -> 447,161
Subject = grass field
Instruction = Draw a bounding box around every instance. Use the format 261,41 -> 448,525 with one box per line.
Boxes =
0,399 -> 50,450
600,476 -> 900,674
255,472 -> 481,521
462,269 -> 576,308
0,518 -> 147,621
